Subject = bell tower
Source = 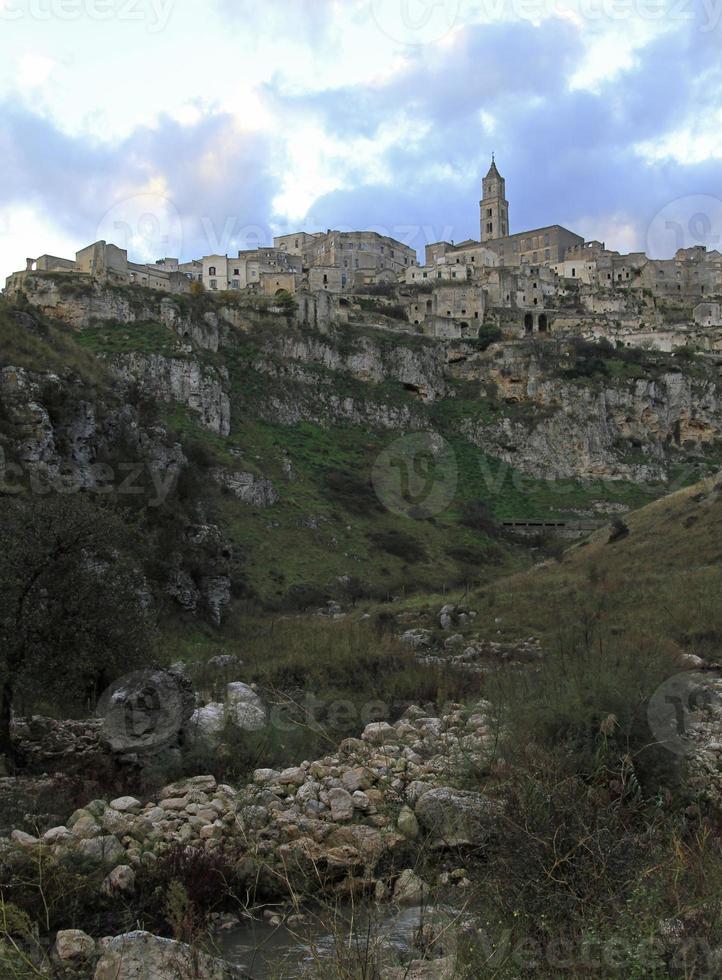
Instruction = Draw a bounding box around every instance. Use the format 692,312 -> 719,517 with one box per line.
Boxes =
480,155 -> 509,243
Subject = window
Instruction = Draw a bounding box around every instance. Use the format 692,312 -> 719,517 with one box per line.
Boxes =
544,233 -> 550,246
231,280 -> 240,289
487,223 -> 493,234
423,272 -> 428,279
210,279 -> 217,290
487,208 -> 492,218
208,266 -> 216,276
234,268 -> 240,276
572,268 -> 576,277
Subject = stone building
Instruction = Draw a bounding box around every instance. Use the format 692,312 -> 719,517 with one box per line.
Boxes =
202,249 -> 302,292
9,241 -> 190,294
478,158 -> 584,265
274,229 -> 417,287
309,267 -> 345,293
480,156 -> 509,242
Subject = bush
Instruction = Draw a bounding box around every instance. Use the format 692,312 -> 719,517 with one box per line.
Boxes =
609,518 -> 630,543
459,499 -> 500,537
324,468 -> 382,516
368,530 -> 427,563
446,544 -> 486,565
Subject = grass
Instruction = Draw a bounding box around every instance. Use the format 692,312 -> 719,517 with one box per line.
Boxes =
75,319 -> 185,357
161,614 -> 485,780
0,300 -> 107,383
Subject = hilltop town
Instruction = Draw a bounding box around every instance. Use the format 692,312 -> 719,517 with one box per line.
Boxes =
6,159 -> 722,356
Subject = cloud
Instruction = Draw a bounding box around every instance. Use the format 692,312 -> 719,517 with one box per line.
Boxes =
0,105 -> 279,277
2,3 -> 721,281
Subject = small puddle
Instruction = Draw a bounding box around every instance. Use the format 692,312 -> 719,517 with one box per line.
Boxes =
218,904 -> 465,978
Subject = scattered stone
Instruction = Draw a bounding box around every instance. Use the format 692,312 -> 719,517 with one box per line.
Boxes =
415,788 -> 503,847
393,869 -> 429,906
362,722 -> 396,745
54,929 -> 96,963
110,796 -> 142,814
397,806 -> 420,840
101,864 -> 136,897
78,835 -> 126,866
329,788 -> 355,822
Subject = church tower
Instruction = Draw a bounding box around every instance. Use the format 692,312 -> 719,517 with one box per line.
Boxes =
480,156 -> 509,243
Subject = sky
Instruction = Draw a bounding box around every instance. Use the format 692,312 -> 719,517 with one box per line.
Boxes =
1,0 -> 721,283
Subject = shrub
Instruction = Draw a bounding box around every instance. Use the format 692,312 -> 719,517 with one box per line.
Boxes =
459,499 -> 500,537
323,469 -> 381,516
368,530 -> 427,563
609,518 -> 630,543
446,544 -> 486,565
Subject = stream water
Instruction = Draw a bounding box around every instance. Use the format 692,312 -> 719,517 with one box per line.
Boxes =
217,904 -> 465,978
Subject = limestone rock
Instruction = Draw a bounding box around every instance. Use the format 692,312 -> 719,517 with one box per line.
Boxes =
397,805 -> 420,840
415,787 -> 503,847
393,869 -> 430,906
98,668 -> 194,755
328,788 -> 354,822
93,931 -> 234,979
212,469 -> 279,507
101,864 -> 136,897
225,682 -> 267,731
78,835 -> 126,866
55,929 -> 96,963
110,796 -> 142,815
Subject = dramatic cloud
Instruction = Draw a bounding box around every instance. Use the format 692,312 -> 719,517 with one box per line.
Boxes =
1,0 -> 720,281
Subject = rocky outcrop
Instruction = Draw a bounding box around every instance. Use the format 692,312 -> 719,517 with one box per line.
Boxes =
414,787 -> 503,847
257,385 -> 423,431
211,468 -> 279,506
98,668 -> 195,756
458,347 -> 722,481
109,353 -> 231,435
93,931 -> 236,980
188,682 -> 267,741
261,333 -> 449,403
10,275 -> 224,351
0,364 -> 186,492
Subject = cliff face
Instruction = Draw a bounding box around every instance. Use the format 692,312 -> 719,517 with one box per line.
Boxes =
452,346 -> 722,482
108,353 -> 231,436
8,274 -> 224,351
3,278 -> 722,612
0,363 -> 184,489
